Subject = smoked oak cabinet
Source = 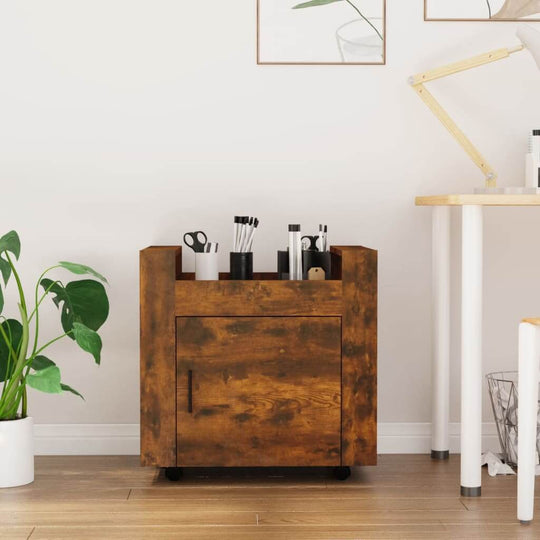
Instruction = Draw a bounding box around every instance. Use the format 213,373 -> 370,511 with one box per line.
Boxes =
140,245 -> 377,480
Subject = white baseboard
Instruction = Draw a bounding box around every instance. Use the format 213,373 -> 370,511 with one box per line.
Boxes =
378,422 -> 500,454
34,424 -> 140,456
33,423 -> 501,456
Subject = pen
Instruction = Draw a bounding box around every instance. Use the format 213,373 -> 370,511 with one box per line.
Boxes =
247,218 -> 259,252
234,216 -> 242,252
237,216 -> 248,253
241,217 -> 254,252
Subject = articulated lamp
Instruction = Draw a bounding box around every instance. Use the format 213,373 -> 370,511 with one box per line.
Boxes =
409,26 -> 540,191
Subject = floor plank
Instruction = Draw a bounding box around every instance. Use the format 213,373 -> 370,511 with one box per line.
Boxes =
0,527 -> 34,540
0,454 -> 539,539
26,525 -> 448,540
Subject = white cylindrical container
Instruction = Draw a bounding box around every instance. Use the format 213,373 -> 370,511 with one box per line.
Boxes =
195,252 -> 219,281
288,224 -> 302,280
0,416 -> 34,488
526,131 -> 540,188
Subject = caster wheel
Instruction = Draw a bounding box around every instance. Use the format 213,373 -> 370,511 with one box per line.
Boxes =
164,467 -> 183,481
333,466 -> 351,481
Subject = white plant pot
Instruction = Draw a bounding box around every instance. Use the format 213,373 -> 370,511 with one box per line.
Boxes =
0,416 -> 34,488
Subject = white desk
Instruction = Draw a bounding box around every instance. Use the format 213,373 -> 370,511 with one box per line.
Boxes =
416,194 -> 540,497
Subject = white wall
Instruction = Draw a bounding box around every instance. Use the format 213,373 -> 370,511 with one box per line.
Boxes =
2,0 -> 540,449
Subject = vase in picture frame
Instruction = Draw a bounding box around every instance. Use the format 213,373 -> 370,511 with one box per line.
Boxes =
335,17 -> 384,63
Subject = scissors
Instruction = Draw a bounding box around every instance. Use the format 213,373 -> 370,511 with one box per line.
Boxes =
301,235 -> 320,252
183,231 -> 208,253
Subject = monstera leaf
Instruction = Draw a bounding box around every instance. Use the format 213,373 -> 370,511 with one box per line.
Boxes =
0,319 -> 23,382
0,258 -> 11,286
40,278 -> 109,338
0,230 -> 21,260
73,322 -> 102,364
58,261 -> 108,284
31,355 -> 56,371
29,355 -> 84,399
0,230 -> 21,314
26,365 -> 62,393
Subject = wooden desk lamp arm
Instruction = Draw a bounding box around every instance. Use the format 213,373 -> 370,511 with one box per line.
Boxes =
409,45 -> 523,85
409,45 -> 524,189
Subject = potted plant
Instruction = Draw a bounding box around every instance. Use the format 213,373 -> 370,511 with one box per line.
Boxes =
0,230 -> 109,487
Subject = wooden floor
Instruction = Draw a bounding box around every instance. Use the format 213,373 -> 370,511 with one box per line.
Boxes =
1,455 -> 539,539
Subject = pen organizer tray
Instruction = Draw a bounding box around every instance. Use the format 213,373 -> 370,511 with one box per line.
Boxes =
302,250 -> 331,280
230,252 -> 253,280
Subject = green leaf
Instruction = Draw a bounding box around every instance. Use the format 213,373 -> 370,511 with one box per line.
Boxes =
31,355 -> 56,371
0,319 -> 23,382
0,256 -> 11,286
62,281 -> 109,334
61,383 -> 84,400
26,365 -> 62,394
58,262 -> 108,284
40,279 -> 67,309
73,322 -> 102,364
40,279 -> 109,338
0,230 -> 21,260
0,286 -> 3,316
292,0 -> 342,8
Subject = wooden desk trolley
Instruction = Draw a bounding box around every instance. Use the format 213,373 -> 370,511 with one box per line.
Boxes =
140,245 -> 377,481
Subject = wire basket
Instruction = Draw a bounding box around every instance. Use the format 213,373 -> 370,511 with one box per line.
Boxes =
486,371 -> 540,467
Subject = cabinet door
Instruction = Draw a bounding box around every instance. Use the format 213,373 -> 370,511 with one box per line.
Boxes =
176,317 -> 341,467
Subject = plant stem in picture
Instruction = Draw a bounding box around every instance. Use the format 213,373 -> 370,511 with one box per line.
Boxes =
292,0 -> 384,42
486,0 -> 492,18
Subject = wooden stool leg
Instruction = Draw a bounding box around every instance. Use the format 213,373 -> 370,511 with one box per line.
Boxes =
518,322 -> 539,524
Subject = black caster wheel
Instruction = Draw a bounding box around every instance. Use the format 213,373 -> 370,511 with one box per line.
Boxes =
333,466 -> 351,481
164,467 -> 183,481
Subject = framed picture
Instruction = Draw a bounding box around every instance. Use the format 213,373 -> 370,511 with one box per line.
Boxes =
257,0 -> 386,65
425,0 -> 540,22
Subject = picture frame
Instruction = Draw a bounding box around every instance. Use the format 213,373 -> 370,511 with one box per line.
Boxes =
257,0 -> 386,65
425,0 -> 540,22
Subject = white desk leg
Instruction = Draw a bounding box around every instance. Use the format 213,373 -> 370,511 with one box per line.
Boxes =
432,206 -> 451,460
518,322 -> 539,524
461,205 -> 483,497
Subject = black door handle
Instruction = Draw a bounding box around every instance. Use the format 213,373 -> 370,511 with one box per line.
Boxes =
187,370 -> 193,413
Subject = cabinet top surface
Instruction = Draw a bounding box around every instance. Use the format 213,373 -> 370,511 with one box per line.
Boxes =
416,194 -> 540,206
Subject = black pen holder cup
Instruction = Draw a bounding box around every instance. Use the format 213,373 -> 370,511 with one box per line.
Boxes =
230,252 -> 253,280
302,250 -> 331,280
277,250 -> 289,280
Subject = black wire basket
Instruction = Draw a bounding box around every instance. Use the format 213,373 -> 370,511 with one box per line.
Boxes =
486,371 -> 540,467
